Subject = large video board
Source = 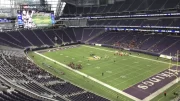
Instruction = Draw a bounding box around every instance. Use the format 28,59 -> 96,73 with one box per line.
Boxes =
17,4 -> 55,28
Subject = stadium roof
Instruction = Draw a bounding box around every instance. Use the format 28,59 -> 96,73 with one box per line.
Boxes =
0,0 -> 59,16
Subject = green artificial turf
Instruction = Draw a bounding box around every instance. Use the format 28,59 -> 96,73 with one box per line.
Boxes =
151,81 -> 180,101
28,45 -> 179,101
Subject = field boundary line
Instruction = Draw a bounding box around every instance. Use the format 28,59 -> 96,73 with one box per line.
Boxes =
82,45 -> 179,66
157,84 -> 180,101
34,51 -> 141,101
143,77 -> 180,101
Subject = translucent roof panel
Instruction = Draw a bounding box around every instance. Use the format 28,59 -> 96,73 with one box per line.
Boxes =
0,0 -> 41,8
0,0 -> 58,15
45,0 -> 58,14
0,0 -> 12,8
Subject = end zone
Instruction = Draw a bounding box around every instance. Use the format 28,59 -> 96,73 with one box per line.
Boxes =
124,66 -> 180,100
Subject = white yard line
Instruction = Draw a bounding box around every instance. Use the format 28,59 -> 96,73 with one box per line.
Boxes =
110,64 -> 155,85
82,45 -> 180,100
103,63 -> 143,80
34,51 -> 141,101
114,66 -> 162,87
82,45 -> 179,66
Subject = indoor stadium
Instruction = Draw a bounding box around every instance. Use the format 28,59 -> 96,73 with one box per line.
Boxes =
0,0 -> 180,101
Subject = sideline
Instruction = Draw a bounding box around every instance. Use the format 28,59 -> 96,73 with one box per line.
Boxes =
82,45 -> 179,66
144,78 -> 180,101
34,51 -> 141,101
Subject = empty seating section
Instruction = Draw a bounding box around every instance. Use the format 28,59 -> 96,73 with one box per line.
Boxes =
0,55 -> 53,96
33,30 -> 54,45
82,28 -> 93,41
4,75 -> 29,81
97,32 -> 118,44
89,32 -> 110,43
87,18 -> 180,27
96,6 -> 104,13
19,82 -> 52,95
109,20 -> 119,25
136,0 -> 150,11
0,32 -> 21,48
149,37 -> 179,53
90,7 -> 98,14
0,29 -> 77,48
118,0 -> 136,12
88,31 -> 180,56
148,0 -> 166,10
133,33 -> 150,48
19,30 -> 43,46
81,28 -> 103,41
47,82 -> 84,95
69,92 -> 109,101
43,30 -> 62,44
96,20 -> 104,25
109,2 -> 124,12
53,29 -> 69,43
127,0 -> 142,11
163,0 -> 180,9
157,19 -> 173,27
130,19 -> 144,26
0,27 -> 179,56
63,0 -> 180,16
64,28 -> 77,42
139,35 -> 164,50
83,7 -> 91,14
103,4 -> 112,13
76,7 -> 83,14
73,28 -> 83,41
0,53 -> 55,100
57,30 -> 72,43
0,89 -> 41,101
163,41 -> 180,55
33,76 -> 62,84
89,29 -> 103,38
120,20 -> 132,26
142,19 -> 159,26
88,20 -> 97,25
0,49 -> 109,101
8,31 -> 31,47
171,19 -> 180,27
101,20 -> 109,25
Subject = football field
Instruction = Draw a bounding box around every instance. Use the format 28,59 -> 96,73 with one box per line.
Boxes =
29,45 -> 180,101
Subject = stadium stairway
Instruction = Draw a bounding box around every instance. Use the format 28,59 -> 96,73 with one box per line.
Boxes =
85,28 -> 105,43
0,49 -> 110,101
18,30 -> 34,46
31,30 -> 45,46
73,28 -> 84,41
147,36 -> 167,51
63,91 -> 87,98
52,30 -> 63,44
160,40 -> 180,54
20,30 -> 44,47
1,53 -> 69,101
137,35 -> 152,48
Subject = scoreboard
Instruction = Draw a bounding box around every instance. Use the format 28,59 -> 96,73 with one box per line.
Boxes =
17,4 -> 55,28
